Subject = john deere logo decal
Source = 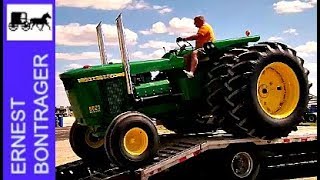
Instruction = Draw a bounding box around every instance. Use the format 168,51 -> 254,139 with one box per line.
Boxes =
9,12 -> 51,31
7,4 -> 53,41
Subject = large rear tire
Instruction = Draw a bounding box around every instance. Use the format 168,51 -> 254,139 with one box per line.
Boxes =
223,42 -> 310,139
204,49 -> 245,127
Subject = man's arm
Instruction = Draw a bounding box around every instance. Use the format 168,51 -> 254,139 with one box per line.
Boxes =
185,25 -> 208,41
176,35 -> 198,42
184,34 -> 199,41
176,30 -> 204,42
184,28 -> 207,41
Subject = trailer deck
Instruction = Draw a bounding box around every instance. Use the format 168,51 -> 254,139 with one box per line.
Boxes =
56,126 -> 317,180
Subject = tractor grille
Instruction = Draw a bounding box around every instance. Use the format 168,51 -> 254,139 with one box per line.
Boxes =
104,78 -> 127,115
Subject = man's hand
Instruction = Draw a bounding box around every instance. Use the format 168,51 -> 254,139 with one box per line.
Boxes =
176,37 -> 185,42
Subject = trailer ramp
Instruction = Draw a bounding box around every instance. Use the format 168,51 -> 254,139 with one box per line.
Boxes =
56,127 -> 317,180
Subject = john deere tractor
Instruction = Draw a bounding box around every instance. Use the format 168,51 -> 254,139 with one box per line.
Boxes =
59,14 -> 311,168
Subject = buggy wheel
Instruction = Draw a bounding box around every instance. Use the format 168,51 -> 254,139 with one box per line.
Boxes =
9,23 -> 18,31
22,22 -> 30,31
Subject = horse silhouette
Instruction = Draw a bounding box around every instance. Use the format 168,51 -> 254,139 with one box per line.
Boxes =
30,12 -> 51,31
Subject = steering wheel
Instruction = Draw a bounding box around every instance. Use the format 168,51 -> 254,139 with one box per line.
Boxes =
176,40 -> 194,51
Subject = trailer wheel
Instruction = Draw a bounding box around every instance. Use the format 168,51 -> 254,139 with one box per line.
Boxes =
69,122 -> 105,161
225,150 -> 260,180
223,42 -> 310,139
104,111 -> 159,168
305,114 -> 317,123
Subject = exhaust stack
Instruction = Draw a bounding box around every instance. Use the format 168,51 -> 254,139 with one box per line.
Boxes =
116,13 -> 134,95
96,22 -> 108,65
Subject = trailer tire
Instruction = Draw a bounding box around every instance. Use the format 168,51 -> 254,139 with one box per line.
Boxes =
305,113 -> 317,123
69,122 -> 105,161
223,42 -> 310,139
105,111 -> 159,168
224,150 -> 260,180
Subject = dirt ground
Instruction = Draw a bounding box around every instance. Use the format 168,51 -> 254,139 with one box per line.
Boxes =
55,126 -> 80,166
55,125 -> 316,167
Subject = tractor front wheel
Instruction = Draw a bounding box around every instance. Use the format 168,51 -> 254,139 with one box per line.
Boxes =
104,111 -> 159,168
69,122 -> 105,161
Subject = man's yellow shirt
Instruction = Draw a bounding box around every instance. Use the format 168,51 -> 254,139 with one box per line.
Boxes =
196,23 -> 215,49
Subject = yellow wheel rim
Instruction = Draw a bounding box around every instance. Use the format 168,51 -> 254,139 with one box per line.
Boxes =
84,129 -> 104,149
124,127 -> 148,156
257,62 -> 299,119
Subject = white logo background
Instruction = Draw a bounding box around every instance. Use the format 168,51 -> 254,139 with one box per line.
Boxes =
7,4 -> 53,41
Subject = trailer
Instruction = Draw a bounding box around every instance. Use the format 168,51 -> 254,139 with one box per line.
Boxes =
56,125 -> 317,180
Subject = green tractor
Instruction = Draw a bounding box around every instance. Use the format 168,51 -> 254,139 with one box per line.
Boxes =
60,14 -> 311,168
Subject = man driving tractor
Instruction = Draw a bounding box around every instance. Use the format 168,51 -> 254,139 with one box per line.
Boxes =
176,15 -> 216,78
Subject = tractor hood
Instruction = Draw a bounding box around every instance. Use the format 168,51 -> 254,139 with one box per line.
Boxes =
59,57 -> 185,80
213,35 -> 260,49
59,35 -> 260,80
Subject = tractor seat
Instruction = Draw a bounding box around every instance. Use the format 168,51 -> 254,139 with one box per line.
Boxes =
198,48 -> 210,62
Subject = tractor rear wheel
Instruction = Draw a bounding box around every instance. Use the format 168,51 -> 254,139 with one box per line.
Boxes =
222,42 -> 310,139
69,122 -> 105,161
204,49 -> 244,127
160,52 -> 241,134
104,111 -> 159,168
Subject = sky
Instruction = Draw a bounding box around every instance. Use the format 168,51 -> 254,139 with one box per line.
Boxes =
56,0 -> 317,106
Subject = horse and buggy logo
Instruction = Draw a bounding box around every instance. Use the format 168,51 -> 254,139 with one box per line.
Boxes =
9,12 -> 51,31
